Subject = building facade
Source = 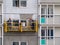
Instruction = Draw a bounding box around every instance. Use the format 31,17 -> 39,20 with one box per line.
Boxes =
38,0 -> 60,45
0,0 -> 60,45
3,0 -> 38,45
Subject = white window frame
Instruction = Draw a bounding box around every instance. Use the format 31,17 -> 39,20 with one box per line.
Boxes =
12,41 -> 28,45
41,7 -> 47,15
13,0 -> 27,7
13,0 -> 19,7
41,5 -> 47,15
21,41 -> 28,45
48,5 -> 53,15
47,28 -> 53,39
41,5 -> 53,18
12,41 -> 20,45
41,27 -> 54,39
41,27 -> 47,39
20,0 -> 27,7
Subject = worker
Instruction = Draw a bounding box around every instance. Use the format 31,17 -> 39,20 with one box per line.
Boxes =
7,18 -> 12,30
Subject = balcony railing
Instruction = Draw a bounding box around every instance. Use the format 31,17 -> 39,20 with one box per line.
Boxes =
4,20 -> 38,32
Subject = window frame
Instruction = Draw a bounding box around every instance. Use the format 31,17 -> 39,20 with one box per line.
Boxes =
13,0 -> 27,7
12,41 -> 28,45
41,7 -> 47,15
13,41 -> 20,45
13,0 -> 19,7
41,27 -> 47,39
21,41 -> 28,45
41,27 -> 54,39
48,5 -> 53,15
20,0 -> 27,7
47,28 -> 53,39
41,5 -> 53,18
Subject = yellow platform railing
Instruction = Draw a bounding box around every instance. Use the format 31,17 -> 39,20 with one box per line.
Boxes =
4,20 -> 38,32
4,22 -> 20,32
4,21 -> 7,32
21,20 -> 38,32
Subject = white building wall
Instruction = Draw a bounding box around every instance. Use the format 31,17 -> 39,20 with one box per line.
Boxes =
54,5 -> 60,15
0,5 -> 2,15
55,28 -> 60,37
3,0 -> 37,14
39,0 -> 60,2
3,0 -> 37,21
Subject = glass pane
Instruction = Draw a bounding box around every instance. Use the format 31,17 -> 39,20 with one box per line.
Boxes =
41,30 -> 45,36
48,5 -> 53,14
41,5 -> 47,14
51,30 -> 53,36
51,30 -> 53,39
41,8 -> 45,14
48,28 -> 53,39
21,1 -> 26,7
13,0 -> 16,6
13,42 -> 19,45
13,0 -> 19,7
21,42 -> 26,45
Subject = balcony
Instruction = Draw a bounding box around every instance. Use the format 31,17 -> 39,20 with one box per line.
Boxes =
4,20 -> 38,32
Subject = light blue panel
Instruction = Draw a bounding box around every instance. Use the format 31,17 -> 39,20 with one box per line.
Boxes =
41,17 -> 45,23
41,39 -> 46,44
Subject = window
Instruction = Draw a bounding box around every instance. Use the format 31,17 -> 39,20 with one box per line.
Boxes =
21,42 -> 27,45
41,27 -> 46,39
41,28 -> 53,39
48,29 -> 53,39
13,0 -> 19,7
41,29 -> 45,39
48,8 -> 53,14
41,8 -> 45,14
48,6 -> 53,18
41,8 -> 47,14
13,42 -> 19,45
41,5 -> 47,14
13,41 -> 27,45
41,5 -> 53,18
20,0 -> 26,7
48,6 -> 53,14
41,30 -> 45,36
13,0 -> 27,7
